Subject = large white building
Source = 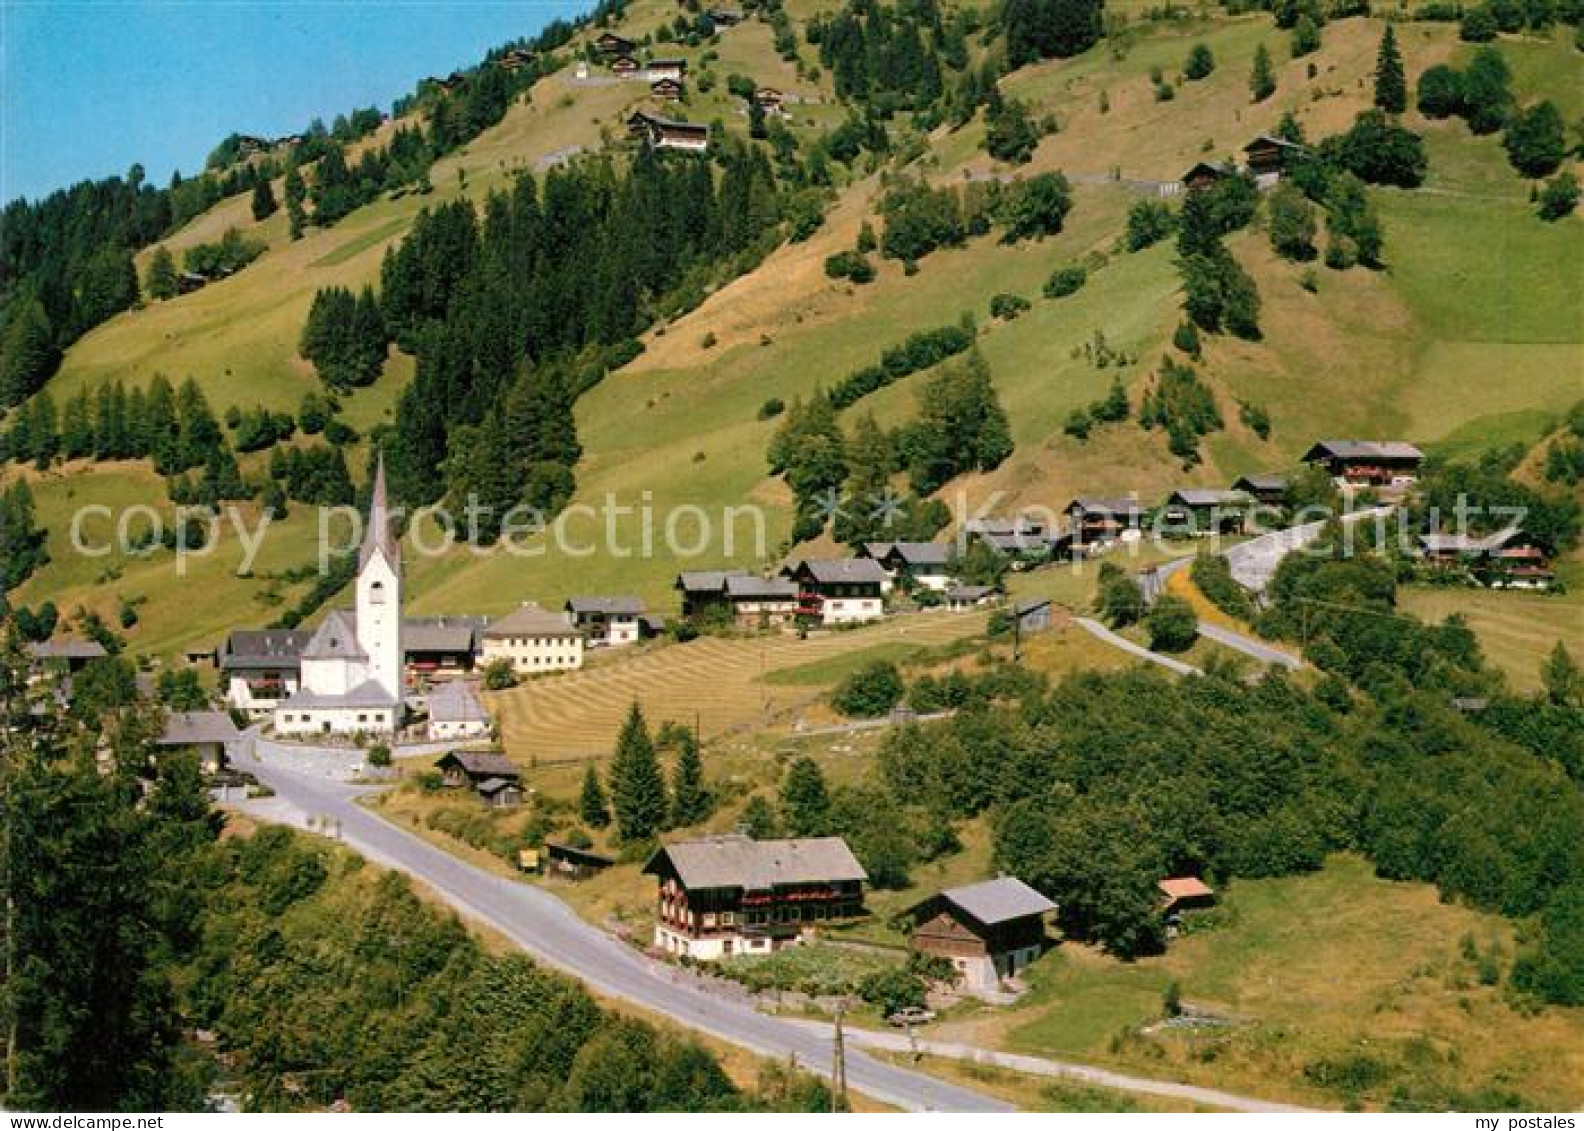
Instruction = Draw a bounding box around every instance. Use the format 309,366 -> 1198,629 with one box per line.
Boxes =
272,457 -> 405,737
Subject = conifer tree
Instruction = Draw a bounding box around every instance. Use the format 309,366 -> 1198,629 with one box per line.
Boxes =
284,164 -> 307,240
1374,24 -> 1407,114
146,246 -> 179,300
779,755 -> 833,837
60,389 -> 94,460
251,177 -> 279,222
579,765 -> 611,828
1250,43 -> 1276,102
668,729 -> 711,827
608,702 -> 666,842
741,795 -> 780,840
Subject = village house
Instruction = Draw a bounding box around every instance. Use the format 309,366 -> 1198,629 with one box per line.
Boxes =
565,596 -> 646,647
425,680 -> 491,741
858,541 -> 955,592
156,710 -> 242,776
945,584 -> 999,611
497,47 -> 535,71
905,877 -> 1055,993
643,835 -> 868,960
1231,474 -> 1288,506
1418,527 -> 1555,589
478,776 -> 524,808
1302,440 -> 1424,488
708,7 -> 745,26
1243,134 -> 1311,184
723,575 -> 800,628
1182,161 -> 1231,192
754,86 -> 785,113
646,57 -> 687,82
480,603 -> 584,674
675,570 -> 745,621
649,76 -> 685,101
27,639 -> 108,676
964,517 -> 1056,562
627,110 -> 709,152
594,31 -> 636,55
609,54 -> 641,77
1160,488 -> 1253,535
1065,497 -> 1145,550
782,558 -> 887,625
218,629 -> 311,714
403,615 -> 486,682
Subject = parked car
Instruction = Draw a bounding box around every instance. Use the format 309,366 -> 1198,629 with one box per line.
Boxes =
887,1006 -> 935,1027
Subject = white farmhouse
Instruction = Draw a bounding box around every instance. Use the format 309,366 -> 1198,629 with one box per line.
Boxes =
480,604 -> 585,674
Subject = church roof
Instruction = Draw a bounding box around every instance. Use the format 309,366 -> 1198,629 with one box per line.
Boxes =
359,453 -> 401,574
300,609 -> 367,662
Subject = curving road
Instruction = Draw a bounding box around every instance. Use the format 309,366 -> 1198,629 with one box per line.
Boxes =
239,753 -> 1014,1113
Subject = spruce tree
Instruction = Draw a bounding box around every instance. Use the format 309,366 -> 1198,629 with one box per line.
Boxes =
1250,43 -> 1276,102
741,794 -> 780,839
284,164 -> 307,240
251,177 -> 279,222
1374,25 -> 1407,114
608,702 -> 666,842
779,755 -> 833,837
668,729 -> 711,827
146,246 -> 179,300
579,764 -> 611,828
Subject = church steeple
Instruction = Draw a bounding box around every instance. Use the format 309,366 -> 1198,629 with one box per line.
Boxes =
359,452 -> 399,573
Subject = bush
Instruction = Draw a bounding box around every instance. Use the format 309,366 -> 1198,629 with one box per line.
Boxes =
1502,101 -> 1566,179
857,967 -> 928,1017
1319,111 -> 1427,188
990,293 -> 1031,320
824,249 -> 875,284
1191,553 -> 1255,620
828,323 -> 976,409
367,743 -> 392,768
1416,64 -> 1465,118
482,658 -> 518,690
758,397 -> 786,420
1460,3 -> 1499,39
1146,593 -> 1199,652
1043,264 -> 1087,299
1183,44 -> 1215,81
831,660 -> 905,717
1538,172 -> 1580,220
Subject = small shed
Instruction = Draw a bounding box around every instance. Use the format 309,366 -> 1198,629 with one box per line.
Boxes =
1158,875 -> 1216,918
435,749 -> 520,790
477,776 -> 524,808
1013,598 -> 1053,635
545,840 -> 616,879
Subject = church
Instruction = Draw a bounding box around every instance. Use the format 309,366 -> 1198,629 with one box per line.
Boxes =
272,457 -> 405,737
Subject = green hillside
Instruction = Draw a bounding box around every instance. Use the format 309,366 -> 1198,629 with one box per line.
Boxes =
5,0 -> 1581,660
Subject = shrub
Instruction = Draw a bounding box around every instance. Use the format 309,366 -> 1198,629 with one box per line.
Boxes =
758,397 -> 786,420
1191,553 -> 1256,620
1183,44 -> 1215,81
1416,64 -> 1464,118
1146,593 -> 1199,652
367,743 -> 392,768
824,249 -> 875,284
1460,3 -> 1499,39
990,292 -> 1031,320
831,660 -> 905,717
1538,172 -> 1580,221
482,658 -> 518,690
1123,199 -> 1175,251
1043,264 -> 1087,299
1502,101 -> 1566,179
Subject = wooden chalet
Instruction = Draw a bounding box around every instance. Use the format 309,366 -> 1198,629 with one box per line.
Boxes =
497,48 -> 535,72
1231,474 -> 1288,506
754,86 -> 785,112
945,584 -> 999,610
1161,488 -> 1253,535
404,615 -> 486,680
477,776 -> 523,808
435,749 -> 521,790
647,57 -> 687,82
1418,527 -> 1555,589
857,541 -> 954,592
595,31 -> 636,55
906,877 -> 1054,992
1302,440 -> 1424,487
545,840 -> 616,879
673,570 -> 798,628
1243,134 -> 1311,180
964,516 -> 1056,562
644,835 -> 867,960
1182,161 -> 1230,192
650,76 -> 685,101
609,54 -> 641,77
1065,497 -> 1145,548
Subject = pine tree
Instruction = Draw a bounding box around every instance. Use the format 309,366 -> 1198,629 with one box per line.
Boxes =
741,795 -> 780,839
146,246 -> 179,300
608,702 -> 666,842
668,730 -> 711,827
1374,24 -> 1407,114
60,389 -> 94,459
779,755 -> 832,837
579,765 -> 611,828
1250,43 -> 1276,102
251,177 -> 279,222
284,164 -> 307,240
0,296 -> 58,408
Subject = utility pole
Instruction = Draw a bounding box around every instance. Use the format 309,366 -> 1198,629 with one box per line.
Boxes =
831,1006 -> 847,1112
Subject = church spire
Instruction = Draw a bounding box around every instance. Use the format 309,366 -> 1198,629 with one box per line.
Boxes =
359,451 -> 399,572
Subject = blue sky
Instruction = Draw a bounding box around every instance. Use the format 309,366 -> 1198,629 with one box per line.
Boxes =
1,1 -> 587,203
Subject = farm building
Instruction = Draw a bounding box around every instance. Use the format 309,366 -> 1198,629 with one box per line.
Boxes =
1243,134 -> 1310,182
1013,597 -> 1053,635
906,877 -> 1055,992
1418,527 -> 1555,589
945,584 -> 999,610
708,7 -> 744,25
480,603 -> 584,673
1065,497 -> 1145,549
649,76 -> 684,101
782,558 -> 887,625
858,541 -> 955,592
27,639 -> 109,675
544,840 -> 616,880
644,835 -> 868,960
595,31 -> 636,55
1159,876 -> 1216,919
647,57 -> 687,81
673,571 -> 799,628
425,680 -> 491,741
1231,474 -> 1287,505
403,615 -> 487,681
565,596 -> 646,647
435,749 -> 520,791
1161,488 -> 1253,535
609,54 -> 641,77
156,710 -> 242,776
754,86 -> 784,111
627,110 -> 709,151
478,777 -> 524,808
1302,440 -> 1424,488
965,517 -> 1055,561
1182,161 -> 1230,191
218,629 -> 311,713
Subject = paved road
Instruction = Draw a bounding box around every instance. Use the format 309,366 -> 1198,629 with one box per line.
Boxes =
1195,623 -> 1303,671
805,1024 -> 1320,1114
238,755 -> 1013,1113
1074,617 -> 1203,677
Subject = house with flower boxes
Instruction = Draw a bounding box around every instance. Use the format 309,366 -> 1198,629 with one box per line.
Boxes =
781,557 -> 887,625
